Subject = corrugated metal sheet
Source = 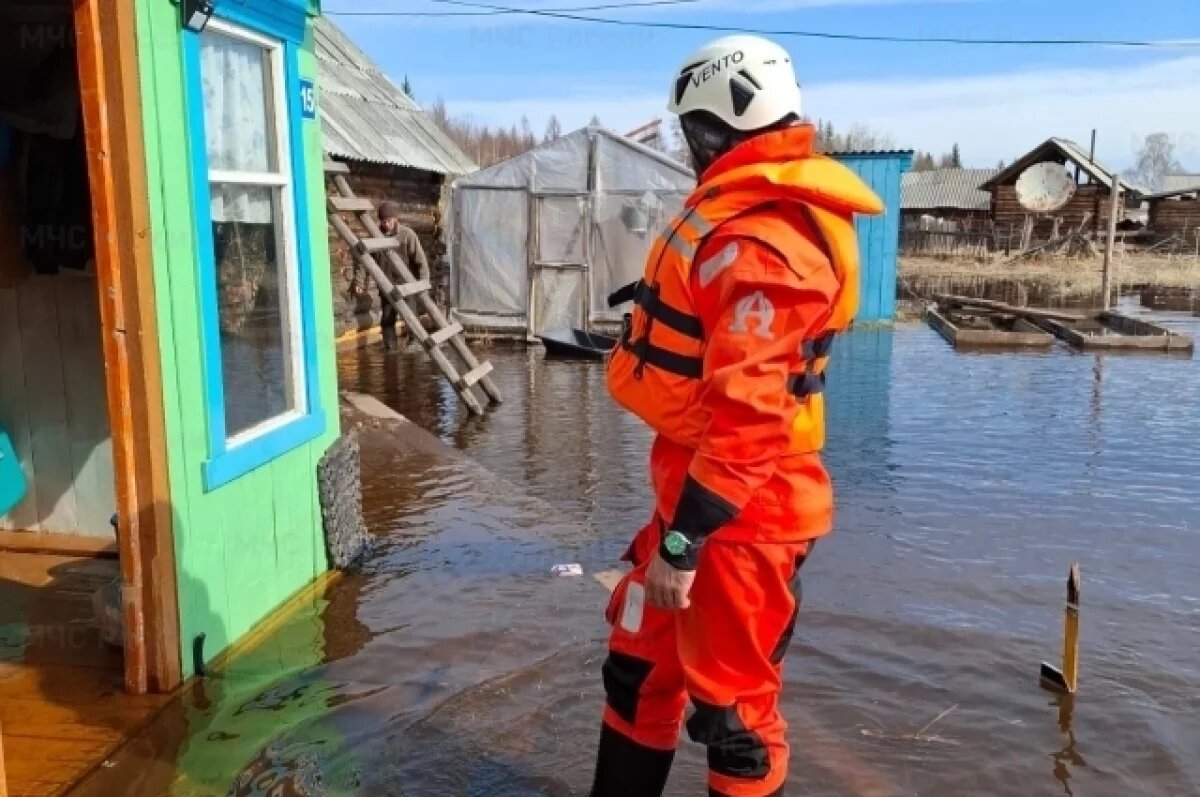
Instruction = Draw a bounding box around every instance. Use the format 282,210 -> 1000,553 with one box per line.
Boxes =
982,138 -> 1146,195
315,18 -> 477,175
1159,174 -> 1200,195
901,168 -> 998,211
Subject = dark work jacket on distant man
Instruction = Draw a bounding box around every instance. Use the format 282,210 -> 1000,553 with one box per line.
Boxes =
377,222 -> 430,346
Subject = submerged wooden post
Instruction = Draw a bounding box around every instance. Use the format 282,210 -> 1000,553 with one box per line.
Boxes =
1040,564 -> 1081,694
1102,182 -> 1122,310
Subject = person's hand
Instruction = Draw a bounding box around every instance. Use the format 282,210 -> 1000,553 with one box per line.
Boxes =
644,553 -> 696,610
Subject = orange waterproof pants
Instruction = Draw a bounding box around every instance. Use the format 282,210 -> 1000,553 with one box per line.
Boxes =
601,517 -> 813,797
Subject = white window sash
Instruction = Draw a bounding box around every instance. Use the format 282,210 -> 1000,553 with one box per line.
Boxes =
203,17 -> 308,444
210,169 -> 289,187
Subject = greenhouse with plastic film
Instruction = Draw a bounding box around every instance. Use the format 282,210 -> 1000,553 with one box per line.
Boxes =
447,125 -> 696,339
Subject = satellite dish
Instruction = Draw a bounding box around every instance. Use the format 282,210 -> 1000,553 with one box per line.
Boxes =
1016,161 -> 1077,213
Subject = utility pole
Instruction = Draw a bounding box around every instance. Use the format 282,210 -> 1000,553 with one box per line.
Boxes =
1101,177 -> 1121,310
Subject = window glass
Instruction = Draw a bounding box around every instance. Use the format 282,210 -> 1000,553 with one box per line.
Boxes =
200,25 -> 302,445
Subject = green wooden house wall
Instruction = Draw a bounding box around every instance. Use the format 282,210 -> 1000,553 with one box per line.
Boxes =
135,0 -> 338,677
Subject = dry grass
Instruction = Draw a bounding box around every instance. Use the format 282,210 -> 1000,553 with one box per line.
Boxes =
900,253 -> 1200,302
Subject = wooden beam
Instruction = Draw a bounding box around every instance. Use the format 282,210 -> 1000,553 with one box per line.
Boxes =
0,530 -> 118,559
1,718 -> 7,797
75,0 -> 182,694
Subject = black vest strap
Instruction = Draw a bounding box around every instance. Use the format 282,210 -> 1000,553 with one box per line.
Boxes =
636,284 -> 704,340
788,370 -> 826,399
608,280 -> 640,308
625,338 -> 704,379
801,331 -> 836,361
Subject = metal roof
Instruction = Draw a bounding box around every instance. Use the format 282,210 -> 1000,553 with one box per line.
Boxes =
1159,174 -> 1200,194
314,18 -> 477,175
901,168 -> 999,211
823,149 -> 916,158
980,138 -> 1146,195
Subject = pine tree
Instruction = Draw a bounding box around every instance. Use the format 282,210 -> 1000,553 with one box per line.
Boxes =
589,114 -> 603,129
401,74 -> 414,99
950,143 -> 962,168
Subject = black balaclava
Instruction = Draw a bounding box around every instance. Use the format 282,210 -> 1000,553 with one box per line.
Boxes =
680,110 -> 801,177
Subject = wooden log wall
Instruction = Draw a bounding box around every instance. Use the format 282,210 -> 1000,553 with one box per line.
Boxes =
1149,196 -> 1200,246
991,183 -> 1113,243
325,162 -> 448,337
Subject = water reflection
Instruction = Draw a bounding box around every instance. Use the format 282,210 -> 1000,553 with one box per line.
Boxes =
72,310 -> 1200,796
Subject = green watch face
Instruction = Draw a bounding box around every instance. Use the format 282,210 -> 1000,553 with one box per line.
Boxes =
663,531 -> 690,556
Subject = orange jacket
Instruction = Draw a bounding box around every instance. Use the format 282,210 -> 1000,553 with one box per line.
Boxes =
606,124 -> 882,564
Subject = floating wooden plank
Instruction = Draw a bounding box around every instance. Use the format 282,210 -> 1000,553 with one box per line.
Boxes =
323,159 -> 349,174
933,294 -> 1086,323
925,307 -> 1055,350
328,195 -> 374,213
1036,312 -> 1195,352
429,322 -> 464,346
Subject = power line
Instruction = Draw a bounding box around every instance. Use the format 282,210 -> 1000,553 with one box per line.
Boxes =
404,0 -> 1200,49
325,0 -> 698,18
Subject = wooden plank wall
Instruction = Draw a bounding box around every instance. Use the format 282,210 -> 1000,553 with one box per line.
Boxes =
835,154 -> 909,323
0,275 -> 115,538
326,163 -> 447,337
1149,197 -> 1200,244
137,0 -> 339,679
992,183 -> 1112,241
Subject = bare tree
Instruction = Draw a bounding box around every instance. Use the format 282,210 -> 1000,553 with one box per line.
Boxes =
1126,132 -> 1184,191
807,118 -> 894,153
544,114 -> 563,143
428,96 -> 544,167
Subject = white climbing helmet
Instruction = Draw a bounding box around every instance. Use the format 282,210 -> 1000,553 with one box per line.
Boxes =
667,35 -> 803,132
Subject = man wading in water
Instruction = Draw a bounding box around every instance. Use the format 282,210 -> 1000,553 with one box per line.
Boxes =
593,35 -> 883,796
375,200 -> 429,352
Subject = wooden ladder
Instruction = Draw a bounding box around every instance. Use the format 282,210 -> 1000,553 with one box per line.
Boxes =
324,160 -> 502,416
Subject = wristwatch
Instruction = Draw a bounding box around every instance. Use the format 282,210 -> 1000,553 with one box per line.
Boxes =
662,530 -> 693,559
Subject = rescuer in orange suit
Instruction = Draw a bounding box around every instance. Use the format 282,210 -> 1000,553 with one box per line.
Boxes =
590,35 -> 884,797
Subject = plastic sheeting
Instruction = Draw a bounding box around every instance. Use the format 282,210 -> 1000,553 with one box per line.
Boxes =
591,191 -> 686,322
537,195 -> 588,264
455,188 -> 527,316
531,268 -> 584,335
450,126 -> 695,335
595,134 -> 694,194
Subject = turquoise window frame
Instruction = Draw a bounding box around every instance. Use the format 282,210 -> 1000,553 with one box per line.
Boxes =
181,0 -> 324,492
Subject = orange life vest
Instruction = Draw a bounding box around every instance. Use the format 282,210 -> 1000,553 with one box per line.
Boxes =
606,155 -> 881,454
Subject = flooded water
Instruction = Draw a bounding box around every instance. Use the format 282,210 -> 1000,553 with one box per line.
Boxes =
75,300 -> 1200,796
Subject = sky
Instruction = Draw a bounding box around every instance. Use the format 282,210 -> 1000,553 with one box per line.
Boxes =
322,0 -> 1200,171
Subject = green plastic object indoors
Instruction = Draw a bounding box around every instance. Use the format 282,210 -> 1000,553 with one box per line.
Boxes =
0,428 -> 27,515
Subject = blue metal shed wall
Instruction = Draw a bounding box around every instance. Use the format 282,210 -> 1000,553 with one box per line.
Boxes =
833,153 -> 912,323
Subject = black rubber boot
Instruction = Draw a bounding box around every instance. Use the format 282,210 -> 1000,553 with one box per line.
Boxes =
589,724 -> 675,797
381,324 -> 398,353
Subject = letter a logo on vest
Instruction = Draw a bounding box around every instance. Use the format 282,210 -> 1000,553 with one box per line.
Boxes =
730,291 -> 775,339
